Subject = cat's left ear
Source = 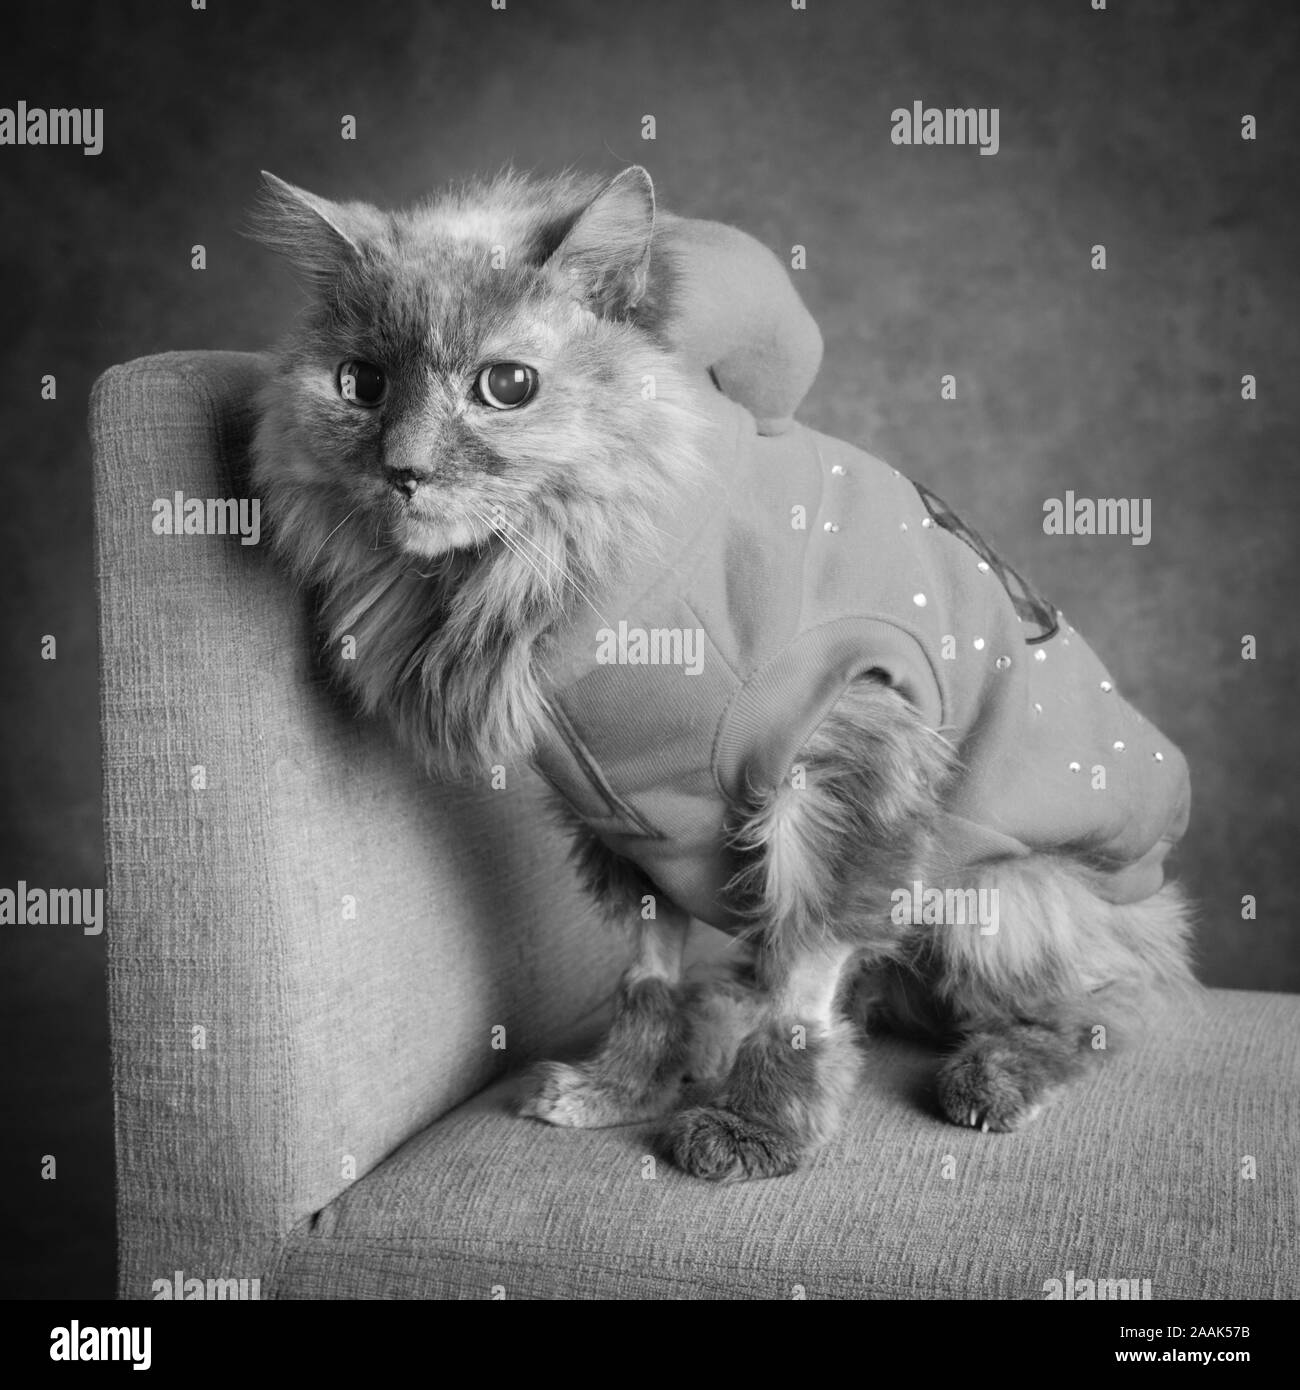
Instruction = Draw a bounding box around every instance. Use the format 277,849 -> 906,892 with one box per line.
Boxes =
546,166 -> 655,316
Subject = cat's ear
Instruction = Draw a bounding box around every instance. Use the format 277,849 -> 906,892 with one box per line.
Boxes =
249,172 -> 380,284
546,166 -> 655,316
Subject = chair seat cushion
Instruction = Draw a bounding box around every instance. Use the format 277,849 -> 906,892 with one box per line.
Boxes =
273,988 -> 1299,1299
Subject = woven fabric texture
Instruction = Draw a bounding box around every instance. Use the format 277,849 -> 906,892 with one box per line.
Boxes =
276,989 -> 1300,1300
92,352 -> 1297,1301
91,352 -> 626,1298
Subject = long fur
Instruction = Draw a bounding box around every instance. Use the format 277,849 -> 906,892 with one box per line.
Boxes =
251,167 -> 707,775
724,677 -> 958,955
252,167 -> 1196,1179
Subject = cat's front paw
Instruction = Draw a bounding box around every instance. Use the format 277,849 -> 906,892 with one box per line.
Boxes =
518,1060 -> 680,1129
681,978 -> 766,1084
664,1104 -> 807,1182
936,1035 -> 1062,1133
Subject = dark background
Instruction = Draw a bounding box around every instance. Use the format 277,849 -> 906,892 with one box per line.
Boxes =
2,0 -> 1296,1300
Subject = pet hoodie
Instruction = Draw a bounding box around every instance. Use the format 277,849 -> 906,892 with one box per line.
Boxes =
529,381 -> 1190,935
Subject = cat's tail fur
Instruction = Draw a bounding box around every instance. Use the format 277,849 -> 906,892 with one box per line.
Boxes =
851,862 -> 1198,1129
679,870 -> 1196,1133
862,861 -> 1197,1041
683,876 -> 1195,1070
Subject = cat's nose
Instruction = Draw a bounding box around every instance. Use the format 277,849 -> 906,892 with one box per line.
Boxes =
384,465 -> 431,497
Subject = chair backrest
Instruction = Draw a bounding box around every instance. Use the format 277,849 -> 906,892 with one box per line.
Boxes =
91,351 -> 625,1296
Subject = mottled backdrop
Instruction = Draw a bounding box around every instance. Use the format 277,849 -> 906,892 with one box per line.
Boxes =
1,0 -> 1296,1298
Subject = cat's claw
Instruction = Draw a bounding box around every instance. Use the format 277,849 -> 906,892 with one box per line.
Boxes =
940,1043 -> 1057,1133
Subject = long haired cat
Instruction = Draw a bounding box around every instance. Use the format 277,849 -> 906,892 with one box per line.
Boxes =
250,166 -> 1195,1182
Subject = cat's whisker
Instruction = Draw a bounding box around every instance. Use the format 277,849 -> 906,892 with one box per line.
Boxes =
498,519 -> 614,632
333,573 -> 402,638
504,534 -> 562,607
306,504 -> 361,572
470,505 -> 558,605
515,531 -> 612,630
635,515 -> 688,545
491,512 -> 612,628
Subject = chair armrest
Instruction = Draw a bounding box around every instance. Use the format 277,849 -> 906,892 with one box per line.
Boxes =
91,351 -> 626,1296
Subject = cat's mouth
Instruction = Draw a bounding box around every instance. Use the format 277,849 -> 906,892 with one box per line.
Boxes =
381,486 -> 493,558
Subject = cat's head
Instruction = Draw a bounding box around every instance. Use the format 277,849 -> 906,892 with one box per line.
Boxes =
249,166 -> 704,591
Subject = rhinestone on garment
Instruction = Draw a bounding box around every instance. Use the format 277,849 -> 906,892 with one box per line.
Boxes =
1033,702 -> 1043,713
977,561 -> 990,573
912,593 -> 927,607
973,638 -> 985,650
823,521 -> 839,533
1113,740 -> 1126,751
1034,649 -> 1047,663
1069,761 -> 1081,773
1100,680 -> 1113,692
995,655 -> 1011,670
1153,751 -> 1164,762
921,517 -> 934,528
831,464 -> 845,475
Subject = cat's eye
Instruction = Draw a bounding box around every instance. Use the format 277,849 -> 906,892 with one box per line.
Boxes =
338,360 -> 386,407
475,363 -> 539,410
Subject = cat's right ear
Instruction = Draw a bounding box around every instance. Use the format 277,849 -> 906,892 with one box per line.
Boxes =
248,172 -> 379,285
